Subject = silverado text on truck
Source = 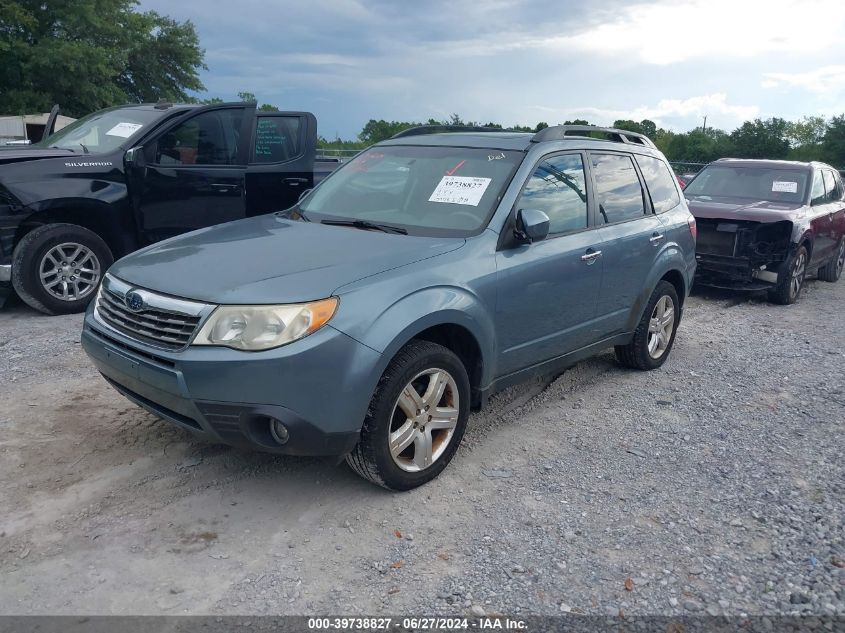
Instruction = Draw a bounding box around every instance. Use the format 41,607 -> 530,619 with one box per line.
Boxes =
0,102 -> 336,314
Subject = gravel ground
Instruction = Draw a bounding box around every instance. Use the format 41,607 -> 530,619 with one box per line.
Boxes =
0,276 -> 843,618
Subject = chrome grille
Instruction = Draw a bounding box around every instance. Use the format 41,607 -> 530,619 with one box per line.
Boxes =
94,274 -> 211,350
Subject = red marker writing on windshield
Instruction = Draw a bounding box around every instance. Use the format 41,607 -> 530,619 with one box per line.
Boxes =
445,160 -> 465,176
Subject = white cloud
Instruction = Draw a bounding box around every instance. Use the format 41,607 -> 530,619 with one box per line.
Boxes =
529,93 -> 759,129
762,65 -> 845,94
554,0 -> 845,65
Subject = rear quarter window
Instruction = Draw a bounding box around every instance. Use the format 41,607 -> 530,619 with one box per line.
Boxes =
635,154 -> 680,213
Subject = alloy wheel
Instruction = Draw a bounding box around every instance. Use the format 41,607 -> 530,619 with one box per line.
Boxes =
647,295 -> 675,360
39,242 -> 101,302
790,250 -> 806,299
837,241 -> 845,276
389,368 -> 460,472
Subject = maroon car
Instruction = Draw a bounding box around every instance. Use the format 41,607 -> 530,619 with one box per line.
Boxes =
684,159 -> 845,304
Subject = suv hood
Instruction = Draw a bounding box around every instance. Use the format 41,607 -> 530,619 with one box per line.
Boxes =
0,147 -> 75,164
686,195 -> 805,223
109,214 -> 465,304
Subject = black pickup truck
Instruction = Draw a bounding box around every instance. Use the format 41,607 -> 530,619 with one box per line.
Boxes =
0,102 -> 339,314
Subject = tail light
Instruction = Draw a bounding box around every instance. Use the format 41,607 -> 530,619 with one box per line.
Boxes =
687,215 -> 697,242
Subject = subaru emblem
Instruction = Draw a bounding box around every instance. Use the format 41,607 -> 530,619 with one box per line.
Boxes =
125,290 -> 144,312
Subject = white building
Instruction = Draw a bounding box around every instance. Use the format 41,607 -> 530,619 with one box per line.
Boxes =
0,112 -> 76,145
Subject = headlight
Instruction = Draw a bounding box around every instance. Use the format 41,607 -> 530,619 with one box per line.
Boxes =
193,297 -> 338,351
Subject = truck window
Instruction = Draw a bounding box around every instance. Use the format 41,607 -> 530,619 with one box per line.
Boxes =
252,117 -> 302,163
155,109 -> 244,166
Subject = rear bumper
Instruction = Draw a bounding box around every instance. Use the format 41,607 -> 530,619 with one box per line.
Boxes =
81,309 -> 382,456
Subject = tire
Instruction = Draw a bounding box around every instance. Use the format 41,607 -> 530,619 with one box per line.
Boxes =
614,280 -> 680,371
11,223 -> 113,315
817,239 -> 844,283
768,245 -> 808,305
346,340 -> 470,491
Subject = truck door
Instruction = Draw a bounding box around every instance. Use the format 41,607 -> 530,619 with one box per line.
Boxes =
245,112 -> 317,215
133,104 -> 254,243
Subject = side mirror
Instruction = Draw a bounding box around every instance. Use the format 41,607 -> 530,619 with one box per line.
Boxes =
124,146 -> 145,168
515,208 -> 550,244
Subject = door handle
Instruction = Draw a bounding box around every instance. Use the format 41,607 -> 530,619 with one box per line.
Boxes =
283,177 -> 309,186
650,232 -> 665,244
211,183 -> 239,192
580,249 -> 602,264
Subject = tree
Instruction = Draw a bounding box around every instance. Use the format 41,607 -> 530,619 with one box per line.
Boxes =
0,0 -> 206,117
730,118 -> 790,159
359,119 -> 418,145
822,115 -> 845,167
612,119 -> 658,140
237,91 -> 278,111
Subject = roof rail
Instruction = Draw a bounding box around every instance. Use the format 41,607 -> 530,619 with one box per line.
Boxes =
532,125 -> 656,149
391,125 -> 515,139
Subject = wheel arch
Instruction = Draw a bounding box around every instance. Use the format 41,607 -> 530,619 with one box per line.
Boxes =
15,199 -> 137,260
343,286 -> 497,411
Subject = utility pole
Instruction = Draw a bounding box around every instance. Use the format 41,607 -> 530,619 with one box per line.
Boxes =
702,115 -> 707,134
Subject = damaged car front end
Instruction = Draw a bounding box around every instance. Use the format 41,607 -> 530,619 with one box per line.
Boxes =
682,159 -> 841,303
694,215 -> 794,290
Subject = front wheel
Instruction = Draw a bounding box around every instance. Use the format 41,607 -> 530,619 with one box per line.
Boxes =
615,280 -> 680,370
11,223 -> 113,315
346,340 -> 470,491
768,245 -> 807,305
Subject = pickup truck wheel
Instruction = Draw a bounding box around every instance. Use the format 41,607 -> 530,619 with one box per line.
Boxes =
12,223 -> 113,315
614,280 -> 680,371
346,340 -> 470,491
817,240 -> 844,283
768,245 -> 807,305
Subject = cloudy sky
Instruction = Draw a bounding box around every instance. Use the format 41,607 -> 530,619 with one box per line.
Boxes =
139,0 -> 845,140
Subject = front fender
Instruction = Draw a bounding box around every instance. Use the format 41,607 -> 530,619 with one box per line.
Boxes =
333,285 -> 498,389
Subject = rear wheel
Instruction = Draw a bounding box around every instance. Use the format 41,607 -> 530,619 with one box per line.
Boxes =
768,245 -> 807,305
346,340 -> 470,491
615,280 -> 680,370
817,239 -> 844,283
11,223 -> 112,315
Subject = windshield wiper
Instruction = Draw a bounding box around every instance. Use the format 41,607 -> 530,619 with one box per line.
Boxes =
79,143 -> 89,154
320,219 -> 407,235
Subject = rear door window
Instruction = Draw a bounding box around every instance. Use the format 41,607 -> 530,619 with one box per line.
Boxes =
590,153 -> 645,224
252,116 -> 302,163
635,154 -> 680,213
516,154 -> 588,235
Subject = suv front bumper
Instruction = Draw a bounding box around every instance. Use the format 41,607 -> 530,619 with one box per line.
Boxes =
81,309 -> 382,457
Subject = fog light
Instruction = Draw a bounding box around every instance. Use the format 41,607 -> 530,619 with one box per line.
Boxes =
269,419 -> 289,445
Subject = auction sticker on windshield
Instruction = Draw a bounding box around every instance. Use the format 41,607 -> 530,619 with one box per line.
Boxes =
429,176 -> 491,206
772,180 -> 798,193
106,122 -> 144,138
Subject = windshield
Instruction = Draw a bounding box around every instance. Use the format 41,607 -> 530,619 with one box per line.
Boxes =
684,165 -> 809,204
35,107 -> 164,154
298,145 -> 523,237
